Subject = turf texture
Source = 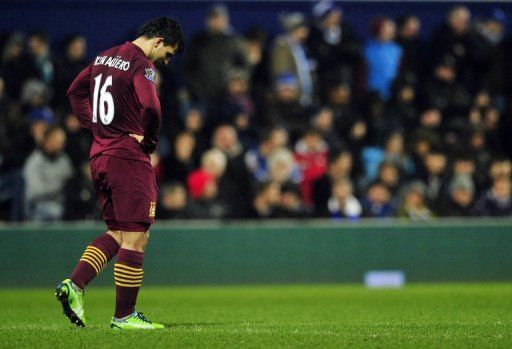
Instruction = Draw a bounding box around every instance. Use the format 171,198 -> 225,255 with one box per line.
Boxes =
0,284 -> 511,348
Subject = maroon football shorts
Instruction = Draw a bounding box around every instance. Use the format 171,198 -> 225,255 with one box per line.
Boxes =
90,154 -> 157,232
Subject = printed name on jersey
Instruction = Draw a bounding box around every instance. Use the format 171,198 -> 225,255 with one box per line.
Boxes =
144,68 -> 155,82
94,55 -> 131,71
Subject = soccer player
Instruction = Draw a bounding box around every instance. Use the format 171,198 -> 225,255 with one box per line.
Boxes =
55,17 -> 184,330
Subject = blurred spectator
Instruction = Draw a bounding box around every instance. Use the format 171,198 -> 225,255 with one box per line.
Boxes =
420,149 -> 448,210
364,17 -> 402,100
361,181 -> 395,218
271,12 -> 315,106
186,149 -> 228,219
23,126 -> 73,221
158,182 -> 191,219
249,181 -> 282,219
294,129 -> 328,204
245,127 -> 289,183
475,176 -> 512,216
312,149 -> 353,217
447,154 -> 478,193
185,4 -> 248,120
219,69 -> 257,147
279,183 -> 312,218
387,77 -> 419,132
1,32 -> 38,98
474,9 -> 507,100
469,128 -> 491,187
265,73 -> 308,141
311,107 -> 342,149
396,14 -> 424,80
397,181 -> 433,221
21,79 -> 50,110
431,6 -> 479,88
327,177 -> 361,220
327,81 -> 366,172
377,161 -> 402,206
267,147 -> 301,186
361,131 -> 412,184
163,132 -> 197,184
27,31 -> 55,85
308,1 -> 361,99
54,35 -> 87,110
488,157 -> 512,184
440,174 -> 476,216
212,124 -> 252,217
422,56 -> 471,116
179,103 -> 209,155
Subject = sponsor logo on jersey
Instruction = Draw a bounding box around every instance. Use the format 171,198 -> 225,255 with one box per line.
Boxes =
144,68 -> 155,82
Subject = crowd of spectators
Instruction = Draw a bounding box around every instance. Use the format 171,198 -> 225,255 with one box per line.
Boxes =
1,2 -> 512,222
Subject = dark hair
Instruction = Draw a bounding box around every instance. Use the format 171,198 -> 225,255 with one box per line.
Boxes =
137,17 -> 185,56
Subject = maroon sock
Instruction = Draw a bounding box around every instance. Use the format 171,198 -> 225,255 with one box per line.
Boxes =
114,249 -> 144,318
70,233 -> 120,290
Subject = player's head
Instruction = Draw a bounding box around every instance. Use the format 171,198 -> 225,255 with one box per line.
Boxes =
136,17 -> 184,65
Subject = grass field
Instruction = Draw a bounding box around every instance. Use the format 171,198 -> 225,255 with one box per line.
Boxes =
0,284 -> 511,348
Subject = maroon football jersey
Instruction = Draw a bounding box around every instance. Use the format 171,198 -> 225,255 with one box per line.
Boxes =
67,42 -> 161,163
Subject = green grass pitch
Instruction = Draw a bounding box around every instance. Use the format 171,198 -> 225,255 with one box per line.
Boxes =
1,284 -> 511,348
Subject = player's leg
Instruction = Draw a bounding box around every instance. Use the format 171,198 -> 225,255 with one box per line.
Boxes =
55,229 -> 121,327
56,155 -> 121,327
108,156 -> 162,329
70,229 -> 122,289
110,227 -> 163,329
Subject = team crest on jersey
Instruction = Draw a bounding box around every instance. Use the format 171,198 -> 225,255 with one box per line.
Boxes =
149,202 -> 156,218
144,68 -> 155,82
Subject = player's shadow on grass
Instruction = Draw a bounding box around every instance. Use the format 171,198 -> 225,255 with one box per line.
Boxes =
163,321 -> 248,328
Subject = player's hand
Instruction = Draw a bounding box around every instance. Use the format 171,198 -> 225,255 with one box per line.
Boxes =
129,134 -> 144,143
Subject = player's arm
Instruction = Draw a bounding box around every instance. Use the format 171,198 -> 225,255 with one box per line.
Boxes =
67,65 -> 93,130
133,65 -> 162,154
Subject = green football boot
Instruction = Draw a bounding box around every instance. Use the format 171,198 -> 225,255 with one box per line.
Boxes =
110,312 -> 165,330
55,278 -> 86,327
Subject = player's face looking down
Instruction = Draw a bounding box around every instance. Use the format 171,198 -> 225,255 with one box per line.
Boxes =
148,37 -> 177,65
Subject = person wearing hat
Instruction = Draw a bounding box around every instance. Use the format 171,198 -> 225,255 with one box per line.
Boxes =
474,8 -> 507,99
397,180 -> 433,221
270,11 -> 316,106
439,174 -> 477,216
307,1 -> 360,101
184,4 -> 249,120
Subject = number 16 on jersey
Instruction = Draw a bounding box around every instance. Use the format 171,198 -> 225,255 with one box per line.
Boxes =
93,74 -> 115,125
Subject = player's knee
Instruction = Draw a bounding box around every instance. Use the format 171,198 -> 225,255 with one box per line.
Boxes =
107,230 -> 123,245
120,230 -> 149,252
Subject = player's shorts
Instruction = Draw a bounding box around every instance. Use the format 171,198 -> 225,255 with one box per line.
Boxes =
90,154 -> 157,232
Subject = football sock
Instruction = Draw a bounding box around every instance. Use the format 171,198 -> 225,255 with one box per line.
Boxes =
114,248 -> 144,318
70,233 -> 120,290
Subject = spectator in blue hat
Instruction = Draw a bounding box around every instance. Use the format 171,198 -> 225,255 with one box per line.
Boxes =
264,72 -> 308,142
27,106 -> 55,146
270,12 -> 316,106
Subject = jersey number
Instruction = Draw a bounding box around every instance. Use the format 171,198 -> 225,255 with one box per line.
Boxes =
92,74 -> 115,125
